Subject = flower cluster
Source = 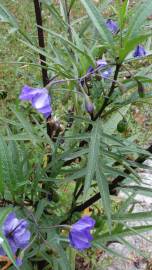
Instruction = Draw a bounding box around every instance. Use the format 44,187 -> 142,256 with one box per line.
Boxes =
0,213 -> 31,266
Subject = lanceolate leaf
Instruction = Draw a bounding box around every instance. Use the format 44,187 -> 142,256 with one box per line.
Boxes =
112,211 -> 152,221
83,121 -> 100,199
96,225 -> 152,242
96,158 -> 112,231
120,185 -> 152,198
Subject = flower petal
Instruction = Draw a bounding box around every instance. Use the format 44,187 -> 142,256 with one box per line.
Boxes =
19,85 -> 47,101
3,213 -> 19,236
96,59 -> 107,67
72,216 -> 95,231
14,230 -> 31,249
31,93 -> 50,109
8,238 -> 18,254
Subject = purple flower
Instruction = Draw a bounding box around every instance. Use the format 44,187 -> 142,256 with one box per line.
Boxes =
96,59 -> 112,79
19,85 -> 52,118
69,216 -> 95,251
106,19 -> 119,34
0,213 -> 31,257
133,45 -> 146,58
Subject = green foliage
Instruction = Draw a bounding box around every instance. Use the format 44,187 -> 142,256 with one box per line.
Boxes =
1,0 -> 152,269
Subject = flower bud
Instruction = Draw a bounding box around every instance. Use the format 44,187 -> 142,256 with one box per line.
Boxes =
133,45 -> 146,58
106,19 -> 119,34
85,95 -> 94,113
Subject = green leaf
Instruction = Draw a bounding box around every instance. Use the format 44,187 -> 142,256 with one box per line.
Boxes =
112,211 -> 152,222
118,192 -> 135,214
126,0 -> 152,40
58,245 -> 71,270
20,39 -> 54,62
11,107 -> 38,145
120,185 -> 152,198
64,168 -> 87,182
80,0 -> 114,55
0,136 -> 15,194
35,199 -> 49,221
96,158 -> 112,231
40,251 -> 53,266
83,121 -> 100,199
117,0 -> 129,30
67,247 -> 76,270
96,225 -> 152,242
40,25 -> 93,59
0,232 -> 19,269
62,148 -> 88,161
0,208 -> 12,225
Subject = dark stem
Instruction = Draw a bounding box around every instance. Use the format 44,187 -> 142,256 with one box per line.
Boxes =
33,0 -> 48,86
64,0 -> 73,42
93,63 -> 121,121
